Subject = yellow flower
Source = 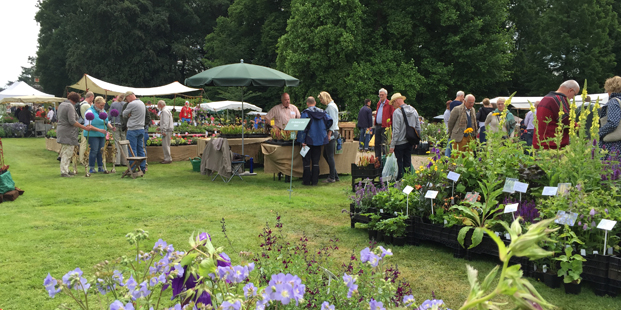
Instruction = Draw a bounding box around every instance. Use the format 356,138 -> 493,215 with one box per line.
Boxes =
434,166 -> 438,171
492,113 -> 500,116
464,128 -> 474,134
426,151 -> 430,154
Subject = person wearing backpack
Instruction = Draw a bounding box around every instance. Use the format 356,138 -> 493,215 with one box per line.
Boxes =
78,92 -> 94,165
296,96 -> 333,186
388,93 -> 421,181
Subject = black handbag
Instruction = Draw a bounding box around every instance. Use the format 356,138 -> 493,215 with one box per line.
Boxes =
400,107 -> 421,146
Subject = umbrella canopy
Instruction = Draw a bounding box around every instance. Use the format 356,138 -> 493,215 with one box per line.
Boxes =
184,62 -> 299,87
200,101 -> 262,112
184,61 -> 299,158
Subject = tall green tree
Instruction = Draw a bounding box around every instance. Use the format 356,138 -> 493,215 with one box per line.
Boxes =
511,0 -> 618,94
35,0 -> 77,96
277,0 -> 366,110
204,0 -> 291,110
35,0 -> 231,95
17,57 -> 38,87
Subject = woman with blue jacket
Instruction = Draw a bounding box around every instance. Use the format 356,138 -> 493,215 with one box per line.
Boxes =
296,96 -> 333,186
85,96 -> 116,173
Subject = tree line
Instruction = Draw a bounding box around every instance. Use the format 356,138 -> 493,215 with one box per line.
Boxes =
31,0 -> 620,118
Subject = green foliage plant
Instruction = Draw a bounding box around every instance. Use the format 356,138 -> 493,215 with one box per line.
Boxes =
555,226 -> 587,284
451,179 -> 505,249
376,214 -> 408,238
459,218 -> 558,310
371,187 -> 406,214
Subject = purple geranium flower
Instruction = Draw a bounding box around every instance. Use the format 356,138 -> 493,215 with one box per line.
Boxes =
221,300 -> 241,310
110,300 -> 135,310
321,301 -> 335,310
369,298 -> 386,310
110,109 -> 119,117
378,246 -> 393,258
360,248 -> 372,263
99,111 -> 108,120
403,295 -> 415,307
43,273 -> 62,298
243,282 -> 257,298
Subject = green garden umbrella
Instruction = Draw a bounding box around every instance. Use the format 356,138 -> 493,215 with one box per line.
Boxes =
185,60 -> 300,156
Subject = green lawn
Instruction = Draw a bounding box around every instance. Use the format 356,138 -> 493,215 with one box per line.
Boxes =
1,138 -> 620,309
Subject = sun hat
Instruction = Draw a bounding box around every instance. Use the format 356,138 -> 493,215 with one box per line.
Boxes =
390,93 -> 406,103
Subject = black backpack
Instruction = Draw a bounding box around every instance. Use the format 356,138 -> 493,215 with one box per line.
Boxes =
400,107 -> 421,146
75,101 -> 87,124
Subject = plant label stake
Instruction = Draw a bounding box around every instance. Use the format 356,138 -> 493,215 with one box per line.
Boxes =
447,172 -> 460,204
513,181 -> 529,201
597,219 -> 617,255
502,177 -> 518,194
284,118 -> 310,200
425,190 -> 439,215
542,186 -> 558,196
403,185 -> 414,217
504,203 -> 519,221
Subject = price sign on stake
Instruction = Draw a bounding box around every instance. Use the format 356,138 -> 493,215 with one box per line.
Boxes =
446,172 -> 460,205
504,203 -> 518,221
542,186 -> 558,196
425,190 -> 439,215
447,172 -> 460,182
597,219 -> 617,255
403,186 -> 414,216
513,181 -> 529,193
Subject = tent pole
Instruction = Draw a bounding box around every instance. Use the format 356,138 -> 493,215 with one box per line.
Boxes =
84,74 -> 88,93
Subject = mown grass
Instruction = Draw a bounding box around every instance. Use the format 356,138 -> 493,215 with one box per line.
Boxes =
0,138 -> 620,309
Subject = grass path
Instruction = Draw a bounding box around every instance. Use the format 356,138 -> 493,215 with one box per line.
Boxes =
0,138 -> 619,309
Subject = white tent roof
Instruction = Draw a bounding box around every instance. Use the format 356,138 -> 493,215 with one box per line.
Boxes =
1,95 -> 66,104
489,93 -> 609,110
69,74 -> 201,96
199,101 -> 262,112
0,81 -> 54,99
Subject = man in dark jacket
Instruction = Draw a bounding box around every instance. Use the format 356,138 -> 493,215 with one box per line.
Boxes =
297,96 -> 333,186
357,99 -> 373,151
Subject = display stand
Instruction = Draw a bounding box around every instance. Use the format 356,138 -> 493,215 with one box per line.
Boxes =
284,118 -> 310,200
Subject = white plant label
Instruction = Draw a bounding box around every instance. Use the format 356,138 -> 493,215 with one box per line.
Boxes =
513,181 -> 529,193
394,212 -> 398,216
542,186 -> 558,196
593,251 -> 599,255
609,247 -> 614,255
580,249 -> 586,256
597,219 -> 617,231
425,190 -> 439,199
543,265 -> 548,273
505,233 -> 511,240
403,185 -> 414,195
504,203 -> 519,213
447,171 -> 460,182
502,178 -> 518,193
379,209 -> 384,214
495,232 -> 500,237
444,219 -> 447,225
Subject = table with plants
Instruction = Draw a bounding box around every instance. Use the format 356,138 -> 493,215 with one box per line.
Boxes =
350,94 -> 621,296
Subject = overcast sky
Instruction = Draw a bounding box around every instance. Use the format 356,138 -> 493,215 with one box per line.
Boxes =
1,0 -> 40,89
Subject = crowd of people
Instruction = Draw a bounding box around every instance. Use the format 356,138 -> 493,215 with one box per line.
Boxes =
55,91 -> 175,177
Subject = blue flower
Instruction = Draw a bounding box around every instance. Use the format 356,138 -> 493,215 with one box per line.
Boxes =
244,282 -> 257,298
274,283 -> 294,305
43,273 -> 62,298
419,299 -> 446,310
403,295 -> 415,307
61,268 -> 90,292
131,280 -> 151,300
369,298 -> 386,310
221,300 -> 241,310
153,239 -> 168,252
109,300 -> 135,310
112,270 -> 124,286
360,248 -> 372,262
377,246 -> 393,258
590,208 -> 596,216
125,275 -> 137,291
321,301 -> 335,310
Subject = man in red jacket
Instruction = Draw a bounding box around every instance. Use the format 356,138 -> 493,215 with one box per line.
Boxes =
533,80 -> 580,149
374,88 -> 394,158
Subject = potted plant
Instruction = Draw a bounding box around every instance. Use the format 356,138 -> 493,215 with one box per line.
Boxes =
383,215 -> 408,246
361,213 -> 381,241
555,227 -> 587,294
375,218 -> 391,244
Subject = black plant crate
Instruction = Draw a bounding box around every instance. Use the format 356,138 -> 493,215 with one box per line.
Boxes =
607,256 -> 621,296
351,164 -> 382,192
349,203 -> 370,228
583,254 -> 610,296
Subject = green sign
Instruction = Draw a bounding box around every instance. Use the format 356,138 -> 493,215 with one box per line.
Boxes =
284,118 -> 310,131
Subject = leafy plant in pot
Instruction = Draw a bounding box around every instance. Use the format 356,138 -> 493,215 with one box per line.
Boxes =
556,227 -> 586,294
541,229 -> 562,289
451,179 -> 504,249
361,213 -> 381,241
378,214 -> 408,246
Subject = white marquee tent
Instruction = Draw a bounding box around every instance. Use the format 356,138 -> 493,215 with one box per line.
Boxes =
0,81 -> 54,100
69,74 -> 201,96
489,93 -> 609,110
199,101 -> 262,112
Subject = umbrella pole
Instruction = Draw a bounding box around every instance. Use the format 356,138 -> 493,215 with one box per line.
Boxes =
242,87 -> 245,157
